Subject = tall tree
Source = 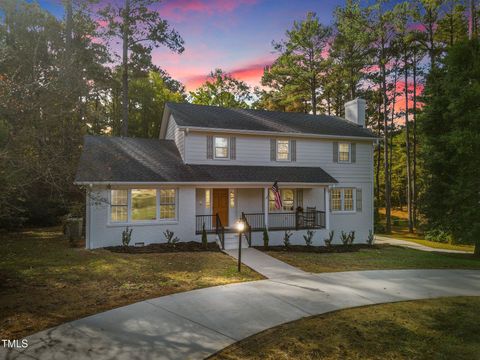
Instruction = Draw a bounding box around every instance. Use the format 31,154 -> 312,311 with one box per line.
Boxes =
420,39 -> 480,255
264,12 -> 330,115
99,0 -> 184,136
190,69 -> 252,108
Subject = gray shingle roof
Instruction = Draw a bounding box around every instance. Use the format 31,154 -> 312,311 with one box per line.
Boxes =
75,135 -> 337,184
166,102 -> 375,138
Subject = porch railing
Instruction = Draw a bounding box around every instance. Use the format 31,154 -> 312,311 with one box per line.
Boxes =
195,213 -> 225,249
243,211 -> 326,231
241,212 -> 252,247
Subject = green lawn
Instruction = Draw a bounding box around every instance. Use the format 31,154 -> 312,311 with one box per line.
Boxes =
0,227 -> 262,339
212,297 -> 480,360
378,233 -> 475,252
265,245 -> 480,273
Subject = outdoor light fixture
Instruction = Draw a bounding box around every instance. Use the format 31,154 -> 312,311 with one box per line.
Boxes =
235,219 -> 245,272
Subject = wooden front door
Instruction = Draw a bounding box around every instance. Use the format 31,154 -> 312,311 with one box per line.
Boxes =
212,189 -> 229,226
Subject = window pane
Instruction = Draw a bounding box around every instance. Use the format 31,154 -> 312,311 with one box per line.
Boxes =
111,190 -> 127,205
132,189 -> 157,221
282,189 -> 294,211
331,189 -> 342,211
205,189 -> 211,209
344,188 -> 354,211
269,189 -> 277,211
160,189 -> 176,219
277,140 -> 289,160
111,206 -> 127,222
339,143 -> 350,162
215,137 -> 228,158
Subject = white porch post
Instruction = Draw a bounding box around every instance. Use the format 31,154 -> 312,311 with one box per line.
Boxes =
263,186 -> 269,229
325,187 -> 330,230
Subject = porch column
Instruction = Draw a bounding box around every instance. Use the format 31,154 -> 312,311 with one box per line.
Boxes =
263,186 -> 269,229
325,187 -> 330,229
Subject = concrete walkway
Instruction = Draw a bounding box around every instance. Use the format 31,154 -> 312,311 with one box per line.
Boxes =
375,235 -> 472,254
3,269 -> 480,360
224,248 -> 307,278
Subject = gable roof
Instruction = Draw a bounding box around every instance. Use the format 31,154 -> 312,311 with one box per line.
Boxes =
75,135 -> 337,184
162,102 -> 375,139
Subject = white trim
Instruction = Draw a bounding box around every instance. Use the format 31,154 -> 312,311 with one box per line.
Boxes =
76,181 -> 336,187
331,187 -> 357,213
213,136 -> 229,159
275,139 -> 291,162
338,142 -> 351,163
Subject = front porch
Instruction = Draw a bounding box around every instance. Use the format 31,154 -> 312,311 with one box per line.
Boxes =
194,187 -> 329,242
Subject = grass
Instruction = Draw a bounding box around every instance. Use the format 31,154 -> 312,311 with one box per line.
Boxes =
0,227 -> 262,339
211,297 -> 480,360
265,245 -> 480,273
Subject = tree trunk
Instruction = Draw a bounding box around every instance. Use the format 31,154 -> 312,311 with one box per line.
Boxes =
381,60 -> 391,234
412,49 -> 418,228
390,64 -> 398,208
376,101 -> 381,202
404,54 -> 413,233
121,0 -> 130,137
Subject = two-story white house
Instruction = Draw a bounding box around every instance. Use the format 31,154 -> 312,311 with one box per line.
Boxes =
75,99 -> 376,249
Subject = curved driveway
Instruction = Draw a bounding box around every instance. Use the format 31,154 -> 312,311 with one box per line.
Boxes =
2,250 -> 480,360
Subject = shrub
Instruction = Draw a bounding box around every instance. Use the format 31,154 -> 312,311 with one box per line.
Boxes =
201,222 -> 208,249
263,228 -> 269,248
324,230 -> 334,247
303,230 -> 315,246
163,229 -> 179,245
283,230 -> 293,247
424,228 -> 453,243
367,229 -> 374,245
340,231 -> 349,245
347,231 -> 355,245
122,227 -> 133,247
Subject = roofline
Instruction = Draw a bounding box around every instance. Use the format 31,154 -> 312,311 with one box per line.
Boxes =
74,181 -> 337,187
177,125 -> 377,141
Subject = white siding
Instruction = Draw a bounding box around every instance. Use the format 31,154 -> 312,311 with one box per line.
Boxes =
87,186 -> 196,249
185,131 -> 373,183
165,115 -> 185,160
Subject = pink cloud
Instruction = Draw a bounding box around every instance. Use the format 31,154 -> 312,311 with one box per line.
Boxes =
159,0 -> 257,22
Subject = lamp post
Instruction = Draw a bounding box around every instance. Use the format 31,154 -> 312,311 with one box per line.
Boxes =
235,219 -> 245,272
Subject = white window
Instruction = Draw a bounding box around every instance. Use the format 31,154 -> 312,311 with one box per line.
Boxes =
132,189 -> 157,221
338,143 -> 351,162
109,188 -> 177,223
205,189 -> 211,209
276,140 -> 290,161
214,137 -> 229,158
229,190 -> 235,208
269,188 -> 295,211
110,190 -> 128,222
331,188 -> 356,212
160,189 -> 176,220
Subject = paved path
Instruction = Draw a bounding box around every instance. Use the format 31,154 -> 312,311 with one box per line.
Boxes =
375,235 -> 472,254
3,268 -> 480,360
224,248 -> 307,278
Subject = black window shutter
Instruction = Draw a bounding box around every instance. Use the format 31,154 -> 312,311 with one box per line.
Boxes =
270,139 -> 276,161
207,136 -> 213,159
291,140 -> 296,162
356,188 -> 362,211
230,137 -> 236,160
333,142 -> 338,162
351,143 -> 356,163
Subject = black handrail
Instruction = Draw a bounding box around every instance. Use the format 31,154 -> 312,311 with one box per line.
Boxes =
241,212 -> 252,247
215,213 -> 225,250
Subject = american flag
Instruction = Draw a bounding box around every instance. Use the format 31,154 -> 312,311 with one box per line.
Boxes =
271,181 -> 282,210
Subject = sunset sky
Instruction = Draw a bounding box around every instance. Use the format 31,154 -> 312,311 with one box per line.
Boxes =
37,0 -> 353,91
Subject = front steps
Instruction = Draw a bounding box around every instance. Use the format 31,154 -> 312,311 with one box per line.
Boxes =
220,233 -> 249,250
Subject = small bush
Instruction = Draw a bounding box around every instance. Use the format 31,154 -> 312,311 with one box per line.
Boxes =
122,227 -> 133,247
284,230 -> 293,247
367,229 -> 374,245
347,231 -> 355,245
340,231 -> 349,245
163,229 -> 179,245
263,228 -> 269,248
424,228 -> 453,243
201,222 -> 208,249
303,230 -> 315,246
324,230 -> 334,247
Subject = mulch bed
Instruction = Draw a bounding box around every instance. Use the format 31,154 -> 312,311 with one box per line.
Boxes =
105,241 -> 220,253
254,244 -> 382,253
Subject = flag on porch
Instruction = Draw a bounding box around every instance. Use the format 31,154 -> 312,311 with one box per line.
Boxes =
271,181 -> 282,210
